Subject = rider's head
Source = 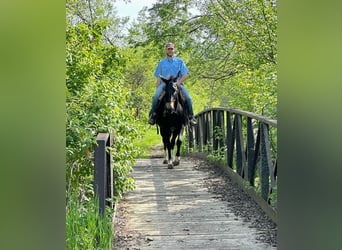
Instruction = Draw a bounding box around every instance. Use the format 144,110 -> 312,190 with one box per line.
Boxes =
165,42 -> 175,58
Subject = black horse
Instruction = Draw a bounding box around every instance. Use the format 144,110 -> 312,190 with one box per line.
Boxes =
155,76 -> 188,169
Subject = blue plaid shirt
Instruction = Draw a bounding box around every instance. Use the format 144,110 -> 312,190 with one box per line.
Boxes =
154,57 -> 189,82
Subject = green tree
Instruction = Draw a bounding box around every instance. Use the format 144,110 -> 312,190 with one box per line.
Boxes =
126,0 -> 277,117
188,0 -> 277,116
129,0 -> 196,53
66,0 -> 130,46
120,45 -> 158,121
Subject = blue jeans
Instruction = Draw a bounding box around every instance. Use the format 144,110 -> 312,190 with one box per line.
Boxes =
149,82 -> 194,116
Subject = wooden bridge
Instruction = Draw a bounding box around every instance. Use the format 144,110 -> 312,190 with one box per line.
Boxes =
114,155 -> 276,249
94,107 -> 277,249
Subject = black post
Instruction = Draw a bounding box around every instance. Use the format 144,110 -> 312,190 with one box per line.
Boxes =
260,123 -> 270,201
213,110 -> 218,151
247,117 -> 256,186
218,110 -> 224,150
235,114 -> 243,176
94,133 -> 113,215
226,111 -> 234,168
188,124 -> 194,150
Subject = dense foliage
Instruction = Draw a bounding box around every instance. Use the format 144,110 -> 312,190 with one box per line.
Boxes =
66,8 -> 138,199
66,1 -> 138,248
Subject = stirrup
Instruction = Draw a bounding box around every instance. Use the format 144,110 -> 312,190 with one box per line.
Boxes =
189,116 -> 197,126
148,113 -> 156,125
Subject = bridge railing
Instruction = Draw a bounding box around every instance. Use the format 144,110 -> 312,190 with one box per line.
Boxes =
187,107 -> 277,208
94,133 -> 114,215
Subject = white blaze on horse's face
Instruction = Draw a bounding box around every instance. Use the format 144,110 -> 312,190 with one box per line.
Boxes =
165,101 -> 175,112
170,100 -> 175,110
165,102 -> 172,110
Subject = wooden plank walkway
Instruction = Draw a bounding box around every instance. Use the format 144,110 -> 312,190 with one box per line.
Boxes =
114,157 -> 276,250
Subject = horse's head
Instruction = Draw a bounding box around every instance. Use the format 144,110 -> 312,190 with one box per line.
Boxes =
160,76 -> 178,114
155,75 -> 185,127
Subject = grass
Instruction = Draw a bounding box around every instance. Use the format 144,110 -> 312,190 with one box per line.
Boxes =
133,125 -> 162,158
133,123 -> 193,158
66,193 -> 114,250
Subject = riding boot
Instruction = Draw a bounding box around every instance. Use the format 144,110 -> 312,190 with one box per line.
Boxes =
189,115 -> 197,126
148,112 -> 157,125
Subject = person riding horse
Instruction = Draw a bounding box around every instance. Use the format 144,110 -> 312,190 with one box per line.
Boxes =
148,42 -> 197,126
155,75 -> 186,168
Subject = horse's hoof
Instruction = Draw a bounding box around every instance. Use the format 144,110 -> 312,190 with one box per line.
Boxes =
167,164 -> 174,169
163,159 -> 168,164
173,160 -> 180,166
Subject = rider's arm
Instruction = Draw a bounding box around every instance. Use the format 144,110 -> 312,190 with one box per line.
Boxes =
176,73 -> 189,87
156,77 -> 161,87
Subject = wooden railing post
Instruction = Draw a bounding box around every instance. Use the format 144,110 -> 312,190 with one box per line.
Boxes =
218,110 -> 224,150
235,114 -> 247,178
94,133 -> 114,215
197,115 -> 203,152
213,110 -> 218,152
247,117 -> 256,186
187,126 -> 194,151
226,111 -> 234,168
260,123 -> 272,202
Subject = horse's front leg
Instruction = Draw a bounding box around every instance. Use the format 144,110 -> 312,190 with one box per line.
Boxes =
173,129 -> 183,166
170,148 -> 175,164
161,136 -> 168,164
175,138 -> 182,163
170,133 -> 179,166
167,145 -> 173,169
163,144 -> 168,164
